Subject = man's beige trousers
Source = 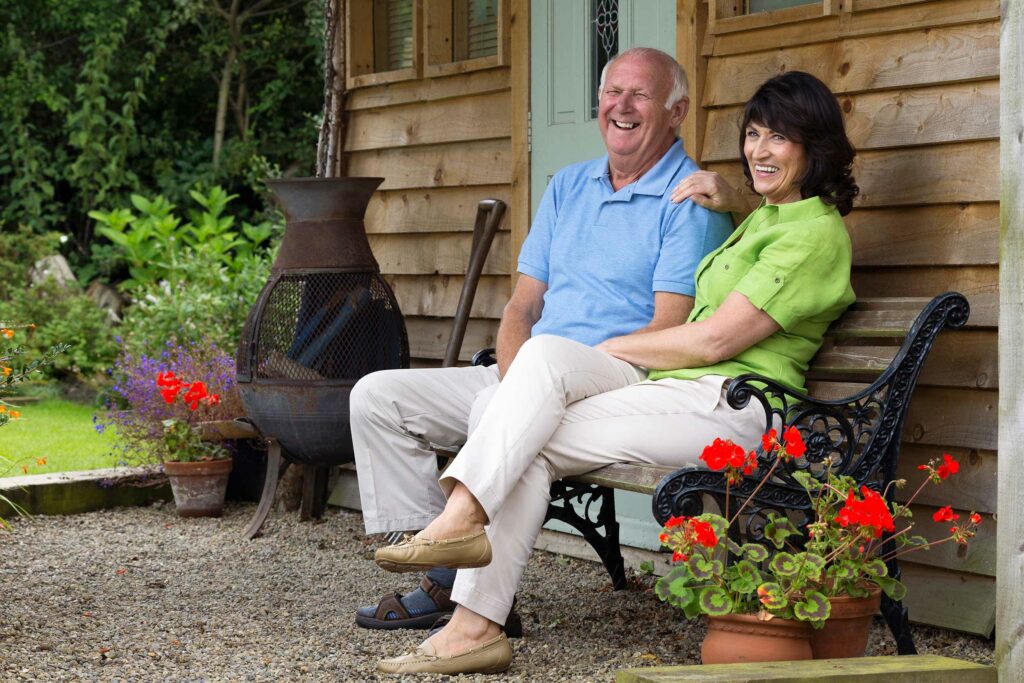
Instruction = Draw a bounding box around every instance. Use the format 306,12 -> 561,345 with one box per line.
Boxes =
350,335 -> 766,625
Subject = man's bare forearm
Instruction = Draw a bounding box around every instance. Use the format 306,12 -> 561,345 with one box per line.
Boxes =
495,312 -> 534,378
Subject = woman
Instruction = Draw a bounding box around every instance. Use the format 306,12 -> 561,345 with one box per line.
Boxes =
373,70 -> 858,675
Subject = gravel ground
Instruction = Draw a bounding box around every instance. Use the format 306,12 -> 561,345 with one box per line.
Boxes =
1,503 -> 995,682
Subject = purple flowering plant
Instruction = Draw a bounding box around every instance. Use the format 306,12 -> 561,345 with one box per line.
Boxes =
97,338 -> 244,464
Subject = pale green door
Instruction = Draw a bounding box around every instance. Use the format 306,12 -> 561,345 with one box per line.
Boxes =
531,0 -> 676,551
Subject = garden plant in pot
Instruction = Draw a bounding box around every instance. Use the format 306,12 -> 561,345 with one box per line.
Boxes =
100,340 -> 245,517
655,428 -> 982,664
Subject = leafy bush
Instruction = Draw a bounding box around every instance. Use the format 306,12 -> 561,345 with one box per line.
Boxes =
0,225 -> 118,382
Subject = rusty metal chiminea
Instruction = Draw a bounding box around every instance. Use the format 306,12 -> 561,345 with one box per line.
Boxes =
235,177 -> 409,470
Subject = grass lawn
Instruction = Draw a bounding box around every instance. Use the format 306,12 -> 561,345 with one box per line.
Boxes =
0,399 -> 120,477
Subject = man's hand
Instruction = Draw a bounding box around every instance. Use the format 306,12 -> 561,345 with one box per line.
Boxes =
495,275 -> 547,378
670,171 -> 751,216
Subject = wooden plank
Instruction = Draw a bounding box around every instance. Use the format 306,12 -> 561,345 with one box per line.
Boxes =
405,316 -> 499,362
705,141 -> 999,209
850,265 -> 997,327
365,186 -> 512,234
847,203 -> 999,267
616,656 -> 996,683
678,0 -> 709,163
708,0 -> 1000,58
368,232 -> 511,275
803,383 -> 996,451
702,81 -> 999,162
347,139 -> 513,190
997,1 -> 1024,677
345,91 -> 512,151
852,0 -> 936,11
703,21 -> 999,106
710,2 -> 825,35
896,444 -> 997,514
384,274 -> 509,318
346,64 -> 509,111
509,0 -> 530,285
811,330 -> 997,389
571,462 -> 677,496
900,561 -> 995,635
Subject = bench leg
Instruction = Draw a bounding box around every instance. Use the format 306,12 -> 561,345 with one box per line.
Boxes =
545,482 -> 627,590
880,558 -> 917,654
243,439 -> 287,540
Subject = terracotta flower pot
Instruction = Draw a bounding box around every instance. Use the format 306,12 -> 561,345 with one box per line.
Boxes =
810,588 -> 882,659
164,459 -> 233,517
701,613 -> 813,664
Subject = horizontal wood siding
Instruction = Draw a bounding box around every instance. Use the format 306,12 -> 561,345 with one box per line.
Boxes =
344,68 -> 511,364
699,0 -> 999,633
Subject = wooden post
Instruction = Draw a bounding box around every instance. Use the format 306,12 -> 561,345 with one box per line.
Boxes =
677,0 -> 709,163
997,0 -> 1023,679
509,0 -> 530,283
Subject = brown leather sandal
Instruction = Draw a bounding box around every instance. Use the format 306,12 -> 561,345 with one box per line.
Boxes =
355,576 -> 455,630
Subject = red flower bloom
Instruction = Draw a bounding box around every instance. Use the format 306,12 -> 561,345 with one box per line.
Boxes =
693,520 -> 718,548
936,453 -> 960,480
970,513 -> 982,525
761,429 -> 778,452
701,438 -> 743,471
782,426 -> 806,458
834,486 -> 895,538
742,450 -> 758,476
665,516 -> 686,529
932,506 -> 959,523
671,551 -> 687,563
658,532 -> 669,544
182,382 -> 209,411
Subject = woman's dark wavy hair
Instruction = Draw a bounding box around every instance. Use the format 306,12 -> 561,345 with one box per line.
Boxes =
740,71 -> 859,216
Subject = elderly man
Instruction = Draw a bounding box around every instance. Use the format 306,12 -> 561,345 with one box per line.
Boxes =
352,47 -> 731,673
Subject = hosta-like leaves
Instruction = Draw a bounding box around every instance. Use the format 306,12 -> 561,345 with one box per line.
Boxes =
794,591 -> 831,623
699,586 -> 734,616
874,576 -> 907,601
768,552 -> 799,577
740,543 -> 769,562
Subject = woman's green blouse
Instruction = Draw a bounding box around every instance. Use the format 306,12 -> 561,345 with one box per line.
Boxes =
649,195 -> 856,394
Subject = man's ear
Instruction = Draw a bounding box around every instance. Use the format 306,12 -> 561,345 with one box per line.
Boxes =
670,96 -> 690,128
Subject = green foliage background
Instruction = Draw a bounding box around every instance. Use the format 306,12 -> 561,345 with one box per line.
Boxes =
0,0 -> 324,252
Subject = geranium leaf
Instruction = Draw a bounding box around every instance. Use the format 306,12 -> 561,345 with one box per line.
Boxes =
830,562 -> 858,580
769,552 -> 799,577
688,555 -> 720,581
741,543 -> 769,562
796,552 -> 825,579
864,558 -> 888,577
874,575 -> 907,601
763,517 -> 798,549
757,582 -> 787,609
726,538 -> 743,555
794,591 -> 831,623
699,586 -> 734,616
655,568 -> 696,608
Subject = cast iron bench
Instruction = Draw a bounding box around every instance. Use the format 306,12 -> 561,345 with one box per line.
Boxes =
469,291 -> 969,656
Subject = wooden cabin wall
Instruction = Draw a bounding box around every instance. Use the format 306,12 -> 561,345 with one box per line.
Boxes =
695,0 -> 1000,634
344,69 -> 512,366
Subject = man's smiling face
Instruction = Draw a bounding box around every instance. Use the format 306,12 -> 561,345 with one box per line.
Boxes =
597,54 -> 685,168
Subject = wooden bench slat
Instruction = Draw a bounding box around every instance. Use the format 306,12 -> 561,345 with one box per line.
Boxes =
571,462 -> 677,495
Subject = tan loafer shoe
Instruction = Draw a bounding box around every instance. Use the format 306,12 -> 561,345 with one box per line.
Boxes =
377,633 -> 512,675
374,530 -> 492,573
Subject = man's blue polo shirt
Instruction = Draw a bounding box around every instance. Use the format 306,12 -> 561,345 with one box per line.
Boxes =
518,138 -> 733,346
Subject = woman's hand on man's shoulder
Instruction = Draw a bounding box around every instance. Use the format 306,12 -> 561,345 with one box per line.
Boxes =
670,171 -> 750,216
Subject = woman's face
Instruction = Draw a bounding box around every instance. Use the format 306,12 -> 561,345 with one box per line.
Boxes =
743,122 -> 807,205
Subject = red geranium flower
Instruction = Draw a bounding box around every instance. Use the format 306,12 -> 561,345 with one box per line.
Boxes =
782,426 -> 806,458
936,454 -> 960,479
970,512 -> 982,525
693,520 -> 718,548
665,515 -> 686,529
761,429 -> 778,452
933,506 -> 959,523
182,382 -> 209,411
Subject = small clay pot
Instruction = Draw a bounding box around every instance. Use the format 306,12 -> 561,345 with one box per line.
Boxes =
702,613 -> 813,664
164,459 -> 233,517
810,588 -> 883,659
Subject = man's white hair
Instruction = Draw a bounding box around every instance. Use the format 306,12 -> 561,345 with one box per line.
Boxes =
598,47 -> 689,110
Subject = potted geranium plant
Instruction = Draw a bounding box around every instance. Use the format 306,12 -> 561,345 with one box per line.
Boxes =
99,340 -> 244,517
655,427 -> 982,664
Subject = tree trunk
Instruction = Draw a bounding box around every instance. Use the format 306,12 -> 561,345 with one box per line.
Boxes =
316,0 -> 347,178
213,0 -> 242,169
